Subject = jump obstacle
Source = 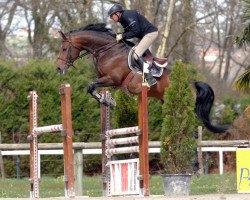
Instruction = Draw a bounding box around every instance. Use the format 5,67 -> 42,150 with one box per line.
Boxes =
28,84 -> 74,198
101,83 -> 149,196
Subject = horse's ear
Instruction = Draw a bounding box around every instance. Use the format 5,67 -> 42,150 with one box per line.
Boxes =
59,30 -> 67,40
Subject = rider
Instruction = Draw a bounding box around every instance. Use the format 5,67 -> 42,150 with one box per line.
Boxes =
108,4 -> 158,87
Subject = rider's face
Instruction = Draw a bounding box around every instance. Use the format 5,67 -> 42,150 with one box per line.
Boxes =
110,12 -> 120,22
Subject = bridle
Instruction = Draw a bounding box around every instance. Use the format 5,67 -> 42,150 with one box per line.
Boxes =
57,34 -> 87,69
57,33 -> 119,71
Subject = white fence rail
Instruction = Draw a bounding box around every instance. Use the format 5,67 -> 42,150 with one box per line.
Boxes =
1,141 -> 248,175
0,146 -> 159,179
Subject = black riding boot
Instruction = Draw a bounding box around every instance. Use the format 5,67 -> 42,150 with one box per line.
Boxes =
136,56 -> 157,87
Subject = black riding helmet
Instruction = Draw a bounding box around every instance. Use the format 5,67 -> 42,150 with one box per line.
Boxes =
108,4 -> 124,17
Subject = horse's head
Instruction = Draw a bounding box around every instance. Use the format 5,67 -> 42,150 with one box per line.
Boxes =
56,31 -> 81,74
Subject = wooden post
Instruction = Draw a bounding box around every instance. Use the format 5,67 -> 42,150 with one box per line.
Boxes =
100,89 -> 110,196
219,150 -> 224,175
74,149 -> 83,196
0,132 -> 5,178
60,84 -> 75,197
197,126 -> 204,175
100,95 -> 107,196
138,83 -> 149,196
29,90 -> 39,198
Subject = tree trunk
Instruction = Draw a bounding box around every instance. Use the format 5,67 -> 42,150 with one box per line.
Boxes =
0,1 -> 17,58
156,0 -> 175,57
145,0 -> 155,23
223,1 -> 236,82
180,0 -> 195,64
27,0 -> 50,58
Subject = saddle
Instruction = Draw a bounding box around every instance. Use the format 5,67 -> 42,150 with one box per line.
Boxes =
128,47 -> 168,77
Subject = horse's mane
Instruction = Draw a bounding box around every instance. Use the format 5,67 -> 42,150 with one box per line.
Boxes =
68,23 -> 135,47
82,23 -> 112,33
68,23 -> 116,37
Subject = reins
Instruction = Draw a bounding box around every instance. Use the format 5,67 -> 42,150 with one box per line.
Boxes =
92,41 -> 118,57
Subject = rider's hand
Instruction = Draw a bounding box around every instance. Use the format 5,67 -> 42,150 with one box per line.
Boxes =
116,34 -> 123,42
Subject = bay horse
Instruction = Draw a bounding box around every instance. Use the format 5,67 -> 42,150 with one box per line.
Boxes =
56,23 -> 228,133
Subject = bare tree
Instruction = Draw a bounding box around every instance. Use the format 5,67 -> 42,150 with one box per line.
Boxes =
196,0 -> 245,85
156,0 -> 175,57
15,0 -> 98,58
17,0 -> 55,58
0,0 -> 18,59
55,0 -> 97,31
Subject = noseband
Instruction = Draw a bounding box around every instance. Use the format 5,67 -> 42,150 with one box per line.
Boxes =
57,34 -> 119,70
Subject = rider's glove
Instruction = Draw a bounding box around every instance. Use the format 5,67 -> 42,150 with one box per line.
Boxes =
116,34 -> 123,42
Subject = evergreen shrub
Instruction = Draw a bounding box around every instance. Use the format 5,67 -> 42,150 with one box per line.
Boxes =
160,61 -> 197,174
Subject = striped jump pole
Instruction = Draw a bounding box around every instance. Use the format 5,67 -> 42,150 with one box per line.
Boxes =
106,136 -> 139,146
106,146 -> 139,155
106,126 -> 140,137
28,84 -> 74,198
101,83 -> 149,196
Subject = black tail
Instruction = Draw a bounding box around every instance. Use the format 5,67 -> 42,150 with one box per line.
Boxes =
193,81 -> 229,133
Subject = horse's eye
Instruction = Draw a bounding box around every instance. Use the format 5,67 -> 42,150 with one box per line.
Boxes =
63,48 -> 67,51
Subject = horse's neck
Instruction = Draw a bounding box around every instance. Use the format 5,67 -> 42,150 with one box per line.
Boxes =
74,33 -> 113,50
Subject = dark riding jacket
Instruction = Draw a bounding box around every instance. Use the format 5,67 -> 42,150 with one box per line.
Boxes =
119,10 -> 158,40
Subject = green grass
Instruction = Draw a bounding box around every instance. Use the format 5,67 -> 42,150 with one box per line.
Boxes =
0,173 -> 237,198
190,173 -> 237,195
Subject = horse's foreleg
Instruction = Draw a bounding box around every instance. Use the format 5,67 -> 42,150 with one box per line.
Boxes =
87,77 -> 116,107
87,80 -> 99,94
